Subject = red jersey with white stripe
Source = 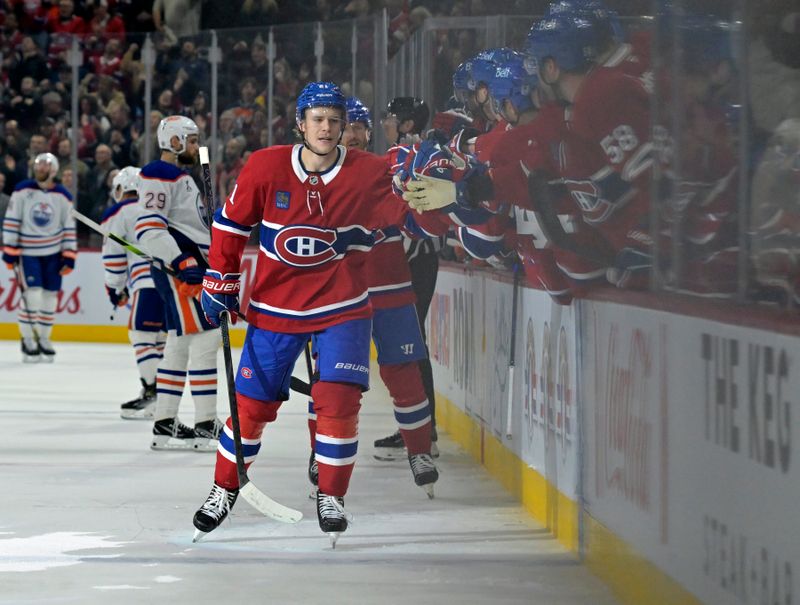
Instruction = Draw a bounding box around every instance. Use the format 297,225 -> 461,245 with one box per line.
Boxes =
210,144 -> 438,333
559,66 -> 653,250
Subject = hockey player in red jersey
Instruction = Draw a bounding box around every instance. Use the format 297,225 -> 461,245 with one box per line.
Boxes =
193,83 -> 446,544
306,96 -> 438,495
526,9 -> 656,288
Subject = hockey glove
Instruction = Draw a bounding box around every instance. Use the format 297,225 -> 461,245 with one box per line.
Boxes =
59,251 -> 76,275
171,253 -> 204,298
403,164 -> 493,212
2,246 -> 20,269
106,286 -> 129,307
201,270 -> 241,328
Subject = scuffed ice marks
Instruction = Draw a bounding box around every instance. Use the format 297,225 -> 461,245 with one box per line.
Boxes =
0,531 -> 126,572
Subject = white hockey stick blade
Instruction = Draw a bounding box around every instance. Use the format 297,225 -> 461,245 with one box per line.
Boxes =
240,481 -> 303,524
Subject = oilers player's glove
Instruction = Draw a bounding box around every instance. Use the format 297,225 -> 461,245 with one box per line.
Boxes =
2,247 -> 20,269
201,270 -> 240,328
106,286 -> 129,307
59,252 -> 76,275
171,253 -> 204,298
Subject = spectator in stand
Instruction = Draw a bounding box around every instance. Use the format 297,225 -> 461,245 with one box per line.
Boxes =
96,75 -> 127,119
242,109 -> 268,151
41,91 -> 68,124
215,136 -> 245,203
87,0 -> 126,42
247,36 -> 270,94
8,76 -> 43,132
46,0 -> 87,67
83,143 -> 117,223
156,88 -> 176,116
11,1 -> 50,46
60,166 -> 75,193
91,37 -> 124,77
114,0 -> 155,32
186,91 -> 211,138
26,133 -> 49,176
9,37 -> 49,95
273,57 -> 299,100
0,13 -> 25,57
38,117 -> 60,153
169,40 -> 210,109
228,77 -> 260,132
153,0 -> 202,40
55,137 -> 89,199
77,94 -> 102,159
131,109 -> 165,166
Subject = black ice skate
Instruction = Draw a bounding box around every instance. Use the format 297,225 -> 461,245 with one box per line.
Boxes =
37,339 -> 55,363
373,430 -> 406,461
308,450 -> 319,499
193,418 -> 224,452
316,491 -> 349,548
150,417 -> 195,450
408,453 -> 438,499
120,379 -> 156,420
192,483 -> 239,542
21,338 -> 40,363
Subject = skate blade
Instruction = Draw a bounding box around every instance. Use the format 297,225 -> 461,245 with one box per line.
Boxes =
120,408 -> 154,420
150,435 -> 195,450
39,356 -> 55,364
22,355 -> 41,364
328,532 -> 340,549
373,449 -> 407,462
430,442 -> 440,458
192,438 -> 219,452
308,487 -> 318,500
192,528 -> 207,543
423,484 -> 435,499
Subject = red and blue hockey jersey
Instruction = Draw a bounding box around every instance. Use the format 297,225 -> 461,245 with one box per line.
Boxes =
209,144 -> 443,332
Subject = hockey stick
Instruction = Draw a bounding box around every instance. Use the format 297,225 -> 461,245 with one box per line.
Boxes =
505,265 -> 521,439
199,145 -> 302,524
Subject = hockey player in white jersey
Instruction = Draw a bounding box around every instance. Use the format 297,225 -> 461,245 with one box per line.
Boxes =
2,152 -> 77,362
135,116 -> 222,451
101,166 -> 167,419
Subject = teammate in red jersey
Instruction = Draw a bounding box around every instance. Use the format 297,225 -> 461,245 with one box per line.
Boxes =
192,82 -> 444,544
305,96 -> 438,496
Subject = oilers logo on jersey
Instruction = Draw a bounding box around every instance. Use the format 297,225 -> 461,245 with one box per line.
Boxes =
31,201 -> 54,227
274,225 -> 339,267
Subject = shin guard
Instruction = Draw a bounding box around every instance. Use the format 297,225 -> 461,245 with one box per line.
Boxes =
312,381 -> 361,497
380,362 -> 432,455
214,394 -> 281,490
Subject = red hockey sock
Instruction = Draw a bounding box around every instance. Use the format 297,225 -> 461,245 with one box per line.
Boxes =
380,362 -> 432,455
312,381 -> 361,497
214,394 -> 281,490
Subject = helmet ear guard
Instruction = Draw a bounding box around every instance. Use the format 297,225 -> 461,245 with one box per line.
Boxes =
111,166 -> 141,202
157,115 -> 200,155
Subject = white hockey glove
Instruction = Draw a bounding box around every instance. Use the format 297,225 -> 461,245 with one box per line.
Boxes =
402,174 -> 458,212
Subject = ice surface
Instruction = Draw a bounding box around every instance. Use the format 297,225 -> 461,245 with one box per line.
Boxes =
0,341 -> 620,605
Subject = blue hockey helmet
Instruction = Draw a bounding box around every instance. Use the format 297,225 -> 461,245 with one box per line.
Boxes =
525,11 -> 603,73
487,52 -> 539,119
546,0 -> 625,44
346,96 -> 372,129
295,81 -> 347,123
453,60 -> 472,103
475,47 -> 519,65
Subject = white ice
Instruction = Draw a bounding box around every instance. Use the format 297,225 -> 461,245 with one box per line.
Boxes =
0,341 -> 620,605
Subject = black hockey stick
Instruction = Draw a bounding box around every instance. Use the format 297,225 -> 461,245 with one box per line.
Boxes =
505,265 -> 521,439
199,146 -> 302,524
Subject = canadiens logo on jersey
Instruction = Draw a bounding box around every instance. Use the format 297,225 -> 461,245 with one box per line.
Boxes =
275,191 -> 290,209
564,179 -> 613,224
30,201 -> 54,227
274,225 -> 338,267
